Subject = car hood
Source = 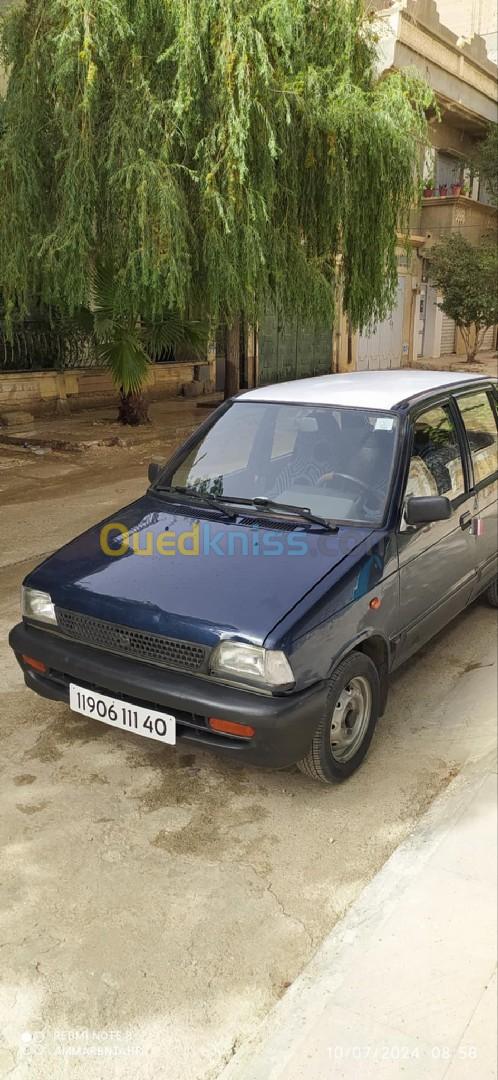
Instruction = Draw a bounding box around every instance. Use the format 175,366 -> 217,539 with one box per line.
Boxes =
26,494 -> 373,647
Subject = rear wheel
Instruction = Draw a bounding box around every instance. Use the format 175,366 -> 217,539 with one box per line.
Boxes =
486,578 -> 498,608
297,652 -> 380,784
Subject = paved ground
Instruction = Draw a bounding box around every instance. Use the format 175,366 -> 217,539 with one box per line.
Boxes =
0,396 -> 220,452
413,352 -> 497,376
0,436 -> 497,1080
220,751 -> 497,1080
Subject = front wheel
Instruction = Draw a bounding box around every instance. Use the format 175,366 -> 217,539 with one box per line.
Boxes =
297,652 -> 380,784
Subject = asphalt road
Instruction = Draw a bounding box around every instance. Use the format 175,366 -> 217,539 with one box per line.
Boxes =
0,441 -> 496,1080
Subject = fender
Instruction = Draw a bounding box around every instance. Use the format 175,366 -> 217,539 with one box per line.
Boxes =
326,629 -> 391,716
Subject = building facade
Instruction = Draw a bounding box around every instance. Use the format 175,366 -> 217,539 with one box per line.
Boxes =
336,0 -> 498,374
435,0 -> 497,63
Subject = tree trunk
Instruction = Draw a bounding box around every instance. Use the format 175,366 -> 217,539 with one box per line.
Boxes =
118,389 -> 150,425
347,320 -> 353,366
470,324 -> 487,362
461,326 -> 477,364
224,318 -> 241,400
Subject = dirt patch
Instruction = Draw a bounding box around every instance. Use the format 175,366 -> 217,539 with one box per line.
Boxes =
13,774 -> 37,786
23,711 -> 107,763
16,801 -> 49,815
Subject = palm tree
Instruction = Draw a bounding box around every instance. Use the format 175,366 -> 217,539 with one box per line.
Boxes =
79,265 -> 207,425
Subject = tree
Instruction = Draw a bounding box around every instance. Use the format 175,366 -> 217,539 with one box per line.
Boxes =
0,0 -> 433,405
468,125 -> 498,207
427,234 -> 498,362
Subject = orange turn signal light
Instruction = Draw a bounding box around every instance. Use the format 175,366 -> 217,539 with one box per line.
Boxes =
369,597 -> 382,610
208,717 -> 255,739
22,655 -> 47,673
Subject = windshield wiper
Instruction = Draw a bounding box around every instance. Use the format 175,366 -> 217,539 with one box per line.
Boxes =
154,485 -> 237,520
225,496 -> 338,532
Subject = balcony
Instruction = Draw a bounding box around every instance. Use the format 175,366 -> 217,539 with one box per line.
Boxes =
419,193 -> 497,249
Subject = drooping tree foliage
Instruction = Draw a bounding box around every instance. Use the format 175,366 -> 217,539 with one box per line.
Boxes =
0,0 -> 433,396
427,234 -> 498,362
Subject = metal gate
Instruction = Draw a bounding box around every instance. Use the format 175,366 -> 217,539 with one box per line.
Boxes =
440,312 -> 456,355
257,315 -> 333,386
358,277 -> 406,370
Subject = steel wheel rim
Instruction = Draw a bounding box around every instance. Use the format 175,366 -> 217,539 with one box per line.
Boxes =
329,675 -> 372,763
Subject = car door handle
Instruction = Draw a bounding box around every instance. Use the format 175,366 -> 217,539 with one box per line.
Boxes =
460,511 -> 472,530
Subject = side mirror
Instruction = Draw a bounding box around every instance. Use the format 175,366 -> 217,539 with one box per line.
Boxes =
405,495 -> 452,526
148,462 -> 162,486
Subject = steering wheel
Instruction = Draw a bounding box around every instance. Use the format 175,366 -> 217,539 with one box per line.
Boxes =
318,471 -> 387,513
318,471 -> 373,496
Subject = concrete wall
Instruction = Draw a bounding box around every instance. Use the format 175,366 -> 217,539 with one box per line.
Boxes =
376,0 -> 498,124
428,114 -> 480,159
0,361 -> 215,419
435,0 -> 498,62
420,194 -> 497,249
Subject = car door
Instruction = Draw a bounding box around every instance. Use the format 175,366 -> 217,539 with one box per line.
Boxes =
396,397 -> 477,662
453,385 -> 498,595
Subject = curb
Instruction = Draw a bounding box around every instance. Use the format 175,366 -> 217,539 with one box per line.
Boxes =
0,423 -> 200,454
0,432 -> 123,452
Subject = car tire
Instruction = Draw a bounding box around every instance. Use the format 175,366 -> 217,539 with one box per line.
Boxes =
486,578 -> 498,608
297,652 -> 380,784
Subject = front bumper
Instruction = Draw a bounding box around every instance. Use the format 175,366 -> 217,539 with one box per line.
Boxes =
9,622 -> 326,769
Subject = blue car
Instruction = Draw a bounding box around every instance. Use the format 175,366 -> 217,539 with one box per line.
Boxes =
10,370 -> 498,784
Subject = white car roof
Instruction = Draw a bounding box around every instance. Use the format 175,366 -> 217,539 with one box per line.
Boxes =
240,370 -> 494,411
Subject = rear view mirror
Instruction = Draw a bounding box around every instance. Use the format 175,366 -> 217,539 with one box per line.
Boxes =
405,495 -> 452,526
295,415 -> 319,433
148,462 -> 162,486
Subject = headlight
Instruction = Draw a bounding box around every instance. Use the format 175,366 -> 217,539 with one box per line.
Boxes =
22,587 -> 57,625
210,641 -> 295,690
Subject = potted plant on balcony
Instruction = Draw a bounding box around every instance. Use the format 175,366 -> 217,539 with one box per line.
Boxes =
450,181 -> 462,196
438,183 -> 448,197
423,176 -> 436,198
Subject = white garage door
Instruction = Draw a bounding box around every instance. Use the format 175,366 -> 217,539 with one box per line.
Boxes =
358,277 -> 406,370
440,312 -> 456,355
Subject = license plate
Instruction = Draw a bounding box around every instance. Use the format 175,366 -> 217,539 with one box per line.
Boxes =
69,684 -> 176,745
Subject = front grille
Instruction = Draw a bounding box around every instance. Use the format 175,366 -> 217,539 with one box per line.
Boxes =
54,608 -> 208,673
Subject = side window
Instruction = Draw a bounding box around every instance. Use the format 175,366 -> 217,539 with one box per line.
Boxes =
456,391 -> 498,486
406,404 -> 465,502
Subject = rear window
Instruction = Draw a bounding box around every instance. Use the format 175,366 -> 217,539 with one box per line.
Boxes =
456,390 -> 498,486
407,403 -> 465,501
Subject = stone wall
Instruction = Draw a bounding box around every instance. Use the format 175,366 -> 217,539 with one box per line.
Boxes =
0,361 -> 215,419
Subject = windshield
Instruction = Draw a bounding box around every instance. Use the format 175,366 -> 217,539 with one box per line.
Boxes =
160,401 -> 399,526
